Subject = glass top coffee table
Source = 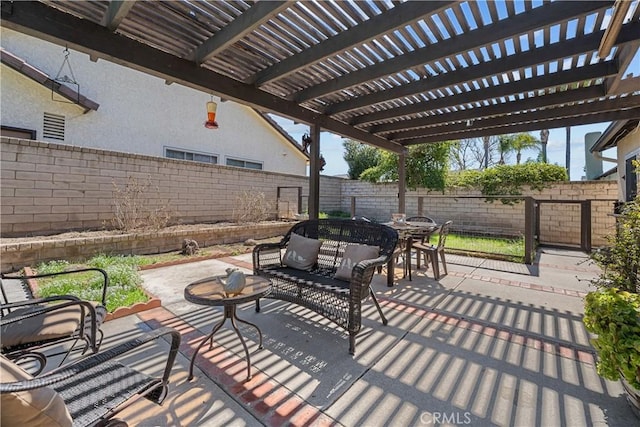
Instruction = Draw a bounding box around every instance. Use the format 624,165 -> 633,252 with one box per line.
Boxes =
184,274 -> 271,381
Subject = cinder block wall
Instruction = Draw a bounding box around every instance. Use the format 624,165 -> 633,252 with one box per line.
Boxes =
1,137 -> 618,247
341,181 -> 618,246
0,138 -> 343,236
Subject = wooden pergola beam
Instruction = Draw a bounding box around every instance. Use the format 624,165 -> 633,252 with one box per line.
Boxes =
101,0 -> 135,32
391,95 -> 640,141
295,1 -> 610,103
1,0 -> 404,153
331,23 -> 640,116
192,1 -> 289,65
249,1 -> 455,86
396,107 -> 640,145
371,85 -> 607,134
350,61 -> 617,126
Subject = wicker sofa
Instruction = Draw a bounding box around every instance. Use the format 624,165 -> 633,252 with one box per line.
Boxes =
252,219 -> 398,354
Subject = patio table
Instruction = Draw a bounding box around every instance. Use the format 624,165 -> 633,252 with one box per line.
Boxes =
384,220 -> 439,286
184,274 -> 271,381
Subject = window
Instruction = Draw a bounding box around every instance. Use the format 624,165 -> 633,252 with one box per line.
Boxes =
226,157 -> 263,170
625,153 -> 638,202
0,126 -> 36,139
42,112 -> 65,141
165,148 -> 217,164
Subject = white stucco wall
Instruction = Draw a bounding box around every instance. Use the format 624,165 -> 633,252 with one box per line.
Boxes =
0,28 -> 307,175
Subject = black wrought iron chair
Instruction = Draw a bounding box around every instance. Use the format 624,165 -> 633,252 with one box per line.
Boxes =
411,220 -> 453,280
0,268 -> 109,375
1,326 -> 181,427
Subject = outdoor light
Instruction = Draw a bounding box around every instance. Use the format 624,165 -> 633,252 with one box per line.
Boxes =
204,97 -> 219,129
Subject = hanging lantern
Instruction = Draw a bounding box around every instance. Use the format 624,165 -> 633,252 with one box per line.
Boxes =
204,98 -> 219,129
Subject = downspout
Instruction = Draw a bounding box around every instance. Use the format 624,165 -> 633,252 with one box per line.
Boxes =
592,151 -> 617,163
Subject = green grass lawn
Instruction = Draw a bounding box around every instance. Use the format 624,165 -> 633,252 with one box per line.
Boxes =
33,232 -> 526,312
35,256 -> 148,312
439,232 -> 526,263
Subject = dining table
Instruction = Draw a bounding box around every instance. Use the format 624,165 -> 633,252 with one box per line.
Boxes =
384,220 -> 440,286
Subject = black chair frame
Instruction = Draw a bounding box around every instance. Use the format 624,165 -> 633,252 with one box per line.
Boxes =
1,268 -> 109,375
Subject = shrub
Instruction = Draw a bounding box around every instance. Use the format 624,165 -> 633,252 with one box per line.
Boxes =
111,175 -> 172,231
583,193 -> 640,389
448,163 -> 568,197
232,190 -> 274,223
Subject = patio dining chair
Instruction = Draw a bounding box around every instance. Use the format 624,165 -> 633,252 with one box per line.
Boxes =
1,326 -> 181,427
405,216 -> 437,244
0,268 -> 109,375
411,220 -> 453,280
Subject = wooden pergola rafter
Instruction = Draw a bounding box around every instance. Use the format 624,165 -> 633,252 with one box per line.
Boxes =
1,0 -> 639,217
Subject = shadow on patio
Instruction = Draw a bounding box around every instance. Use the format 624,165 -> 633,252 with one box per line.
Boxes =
13,249 -> 638,426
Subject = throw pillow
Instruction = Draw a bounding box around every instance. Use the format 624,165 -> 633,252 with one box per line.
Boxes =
334,244 -> 380,281
0,355 -> 73,427
282,233 -> 322,271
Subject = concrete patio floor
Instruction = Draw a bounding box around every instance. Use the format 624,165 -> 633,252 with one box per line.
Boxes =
83,249 -> 638,426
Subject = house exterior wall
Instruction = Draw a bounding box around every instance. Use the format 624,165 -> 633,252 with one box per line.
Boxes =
616,129 -> 640,201
0,28 -> 307,176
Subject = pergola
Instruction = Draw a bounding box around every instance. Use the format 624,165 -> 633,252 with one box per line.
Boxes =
2,0 -> 639,217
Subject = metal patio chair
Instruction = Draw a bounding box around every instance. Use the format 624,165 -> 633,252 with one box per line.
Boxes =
1,326 -> 181,427
411,220 -> 453,280
0,268 -> 109,375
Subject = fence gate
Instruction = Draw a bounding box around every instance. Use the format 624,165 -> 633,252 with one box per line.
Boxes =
276,186 -> 302,219
534,199 -> 617,252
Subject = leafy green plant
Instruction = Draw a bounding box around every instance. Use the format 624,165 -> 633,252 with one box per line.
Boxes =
589,198 -> 640,293
583,288 -> 640,389
583,194 -> 640,389
321,210 -> 351,218
448,163 -> 568,201
343,139 -> 381,180
35,254 -> 148,312
360,142 -> 451,191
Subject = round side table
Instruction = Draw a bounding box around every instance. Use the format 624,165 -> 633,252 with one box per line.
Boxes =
184,274 -> 271,381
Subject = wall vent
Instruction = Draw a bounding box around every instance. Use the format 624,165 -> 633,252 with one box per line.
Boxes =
43,112 -> 65,141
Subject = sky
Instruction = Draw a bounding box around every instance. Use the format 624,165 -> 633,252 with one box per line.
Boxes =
270,114 -> 617,181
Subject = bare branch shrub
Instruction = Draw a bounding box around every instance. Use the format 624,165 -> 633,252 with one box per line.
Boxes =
111,175 -> 172,231
232,191 -> 274,223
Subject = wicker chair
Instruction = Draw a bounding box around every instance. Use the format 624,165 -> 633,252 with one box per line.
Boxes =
1,327 -> 180,427
0,268 -> 109,375
411,220 -> 453,280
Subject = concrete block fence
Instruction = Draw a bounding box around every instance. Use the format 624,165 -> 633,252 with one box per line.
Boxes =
1,137 -> 619,266
1,137 -> 345,236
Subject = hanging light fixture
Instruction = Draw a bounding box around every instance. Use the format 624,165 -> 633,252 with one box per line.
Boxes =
204,96 -> 219,129
51,45 -> 80,104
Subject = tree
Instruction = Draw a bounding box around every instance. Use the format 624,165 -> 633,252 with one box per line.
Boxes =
360,142 -> 451,191
498,133 -> 540,165
540,129 -> 549,163
450,136 -> 500,170
483,135 -> 491,169
343,139 -> 381,179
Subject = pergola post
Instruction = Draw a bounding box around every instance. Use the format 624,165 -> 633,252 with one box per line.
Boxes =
398,151 -> 406,214
308,124 -> 321,220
